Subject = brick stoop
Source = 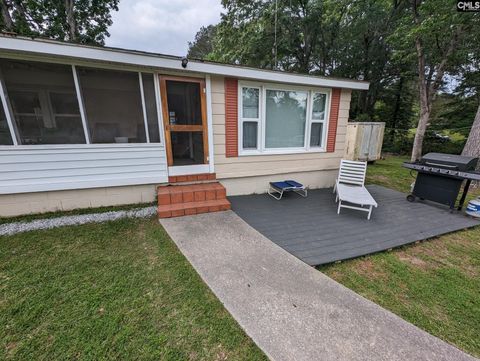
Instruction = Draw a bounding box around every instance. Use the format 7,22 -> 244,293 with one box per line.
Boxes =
157,182 -> 231,218
168,173 -> 216,184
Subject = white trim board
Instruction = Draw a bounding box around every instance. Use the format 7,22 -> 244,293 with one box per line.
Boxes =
0,36 -> 369,91
168,165 -> 211,176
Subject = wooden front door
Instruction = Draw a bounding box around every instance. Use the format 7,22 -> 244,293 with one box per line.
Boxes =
159,76 -> 209,167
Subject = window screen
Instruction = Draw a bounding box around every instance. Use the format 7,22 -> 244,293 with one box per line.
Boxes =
0,58 -> 85,145
0,98 -> 12,145
141,73 -> 160,143
77,67 -> 146,143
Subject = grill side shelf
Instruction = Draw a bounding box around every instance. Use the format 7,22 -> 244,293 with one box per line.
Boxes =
402,162 -> 480,181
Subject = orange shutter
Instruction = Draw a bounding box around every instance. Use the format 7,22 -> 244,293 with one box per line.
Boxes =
326,88 -> 341,153
225,78 -> 238,157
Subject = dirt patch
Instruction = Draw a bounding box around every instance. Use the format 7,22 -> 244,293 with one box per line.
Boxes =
214,344 -> 229,361
398,254 -> 427,268
368,175 -> 390,183
352,258 -> 388,280
5,341 -> 17,356
394,233 -> 479,278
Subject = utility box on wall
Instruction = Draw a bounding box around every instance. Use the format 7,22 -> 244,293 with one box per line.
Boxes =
344,122 -> 385,161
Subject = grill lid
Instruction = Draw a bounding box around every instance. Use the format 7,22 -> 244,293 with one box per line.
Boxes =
420,152 -> 478,171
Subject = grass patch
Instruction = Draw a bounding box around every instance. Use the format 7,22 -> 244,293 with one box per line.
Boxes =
320,155 -> 480,357
0,217 -> 266,360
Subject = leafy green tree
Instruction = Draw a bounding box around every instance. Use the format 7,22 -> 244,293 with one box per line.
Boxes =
0,0 -> 119,45
389,0 -> 479,161
188,25 -> 217,59
459,53 -> 480,163
211,0 -> 332,71
210,0 -> 399,116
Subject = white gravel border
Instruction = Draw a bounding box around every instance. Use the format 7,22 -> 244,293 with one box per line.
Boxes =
0,206 -> 157,236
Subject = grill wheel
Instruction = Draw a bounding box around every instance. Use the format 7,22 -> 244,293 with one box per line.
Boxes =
406,194 -> 416,202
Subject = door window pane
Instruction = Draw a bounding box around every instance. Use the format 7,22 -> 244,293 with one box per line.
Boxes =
310,123 -> 324,147
0,58 -> 85,144
312,93 -> 326,120
243,121 -> 258,149
78,67 -> 146,143
171,131 -> 204,165
142,73 -> 160,142
242,87 -> 259,118
166,81 -> 202,125
265,90 -> 307,148
0,100 -> 12,145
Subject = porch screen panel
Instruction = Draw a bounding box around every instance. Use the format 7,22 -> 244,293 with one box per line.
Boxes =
265,90 -> 307,148
141,73 -> 160,143
165,81 -> 202,125
0,99 -> 12,145
0,58 -> 85,145
77,67 -> 146,143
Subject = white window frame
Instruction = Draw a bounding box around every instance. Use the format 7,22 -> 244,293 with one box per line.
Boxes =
309,91 -> 329,149
238,81 -> 331,156
0,57 -> 165,148
238,83 -> 262,155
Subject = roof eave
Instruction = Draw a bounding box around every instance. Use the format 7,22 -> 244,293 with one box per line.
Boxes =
0,36 -> 370,91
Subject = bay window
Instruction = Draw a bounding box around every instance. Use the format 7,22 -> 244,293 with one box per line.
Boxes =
239,82 -> 330,154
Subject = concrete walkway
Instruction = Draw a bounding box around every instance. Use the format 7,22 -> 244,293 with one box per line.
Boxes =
160,211 -> 477,361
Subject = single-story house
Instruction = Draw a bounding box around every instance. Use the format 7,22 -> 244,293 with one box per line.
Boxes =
0,35 -> 369,217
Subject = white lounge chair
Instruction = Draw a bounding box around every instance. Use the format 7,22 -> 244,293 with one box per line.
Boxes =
333,159 -> 378,220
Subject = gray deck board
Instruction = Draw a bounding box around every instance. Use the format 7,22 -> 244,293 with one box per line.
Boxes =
229,185 -> 479,266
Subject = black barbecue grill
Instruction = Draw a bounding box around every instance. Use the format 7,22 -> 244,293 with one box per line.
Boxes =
403,153 -> 480,211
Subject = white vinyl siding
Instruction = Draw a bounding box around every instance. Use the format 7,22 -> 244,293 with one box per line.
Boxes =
0,144 -> 168,194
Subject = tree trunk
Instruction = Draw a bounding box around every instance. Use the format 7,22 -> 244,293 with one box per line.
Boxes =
65,0 -> 76,41
462,104 -> 480,169
391,76 -> 404,143
412,105 -> 430,161
411,35 -> 430,162
1,0 -> 13,31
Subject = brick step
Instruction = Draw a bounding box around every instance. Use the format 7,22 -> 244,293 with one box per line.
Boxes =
157,181 -> 230,218
158,198 -> 231,218
168,173 -> 216,183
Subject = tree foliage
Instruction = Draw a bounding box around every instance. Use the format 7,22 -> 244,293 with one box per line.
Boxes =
388,0 -> 480,160
189,0 -> 480,156
0,0 -> 119,45
188,25 -> 217,59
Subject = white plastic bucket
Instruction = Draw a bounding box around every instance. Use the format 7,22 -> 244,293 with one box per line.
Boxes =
466,197 -> 480,218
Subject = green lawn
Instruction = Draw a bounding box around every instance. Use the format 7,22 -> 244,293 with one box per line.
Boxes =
0,218 -> 266,360
320,156 -> 480,357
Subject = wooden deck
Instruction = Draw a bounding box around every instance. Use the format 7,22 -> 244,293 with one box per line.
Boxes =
229,185 -> 479,266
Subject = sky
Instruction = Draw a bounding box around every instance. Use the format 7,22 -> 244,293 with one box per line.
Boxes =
106,0 -> 223,56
